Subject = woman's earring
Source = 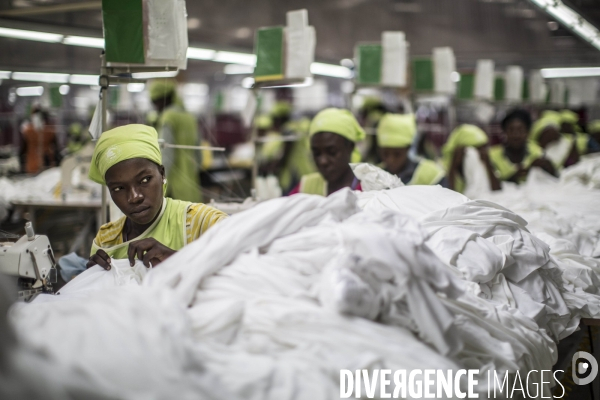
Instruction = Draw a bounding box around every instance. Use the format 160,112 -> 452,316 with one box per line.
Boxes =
163,178 -> 167,184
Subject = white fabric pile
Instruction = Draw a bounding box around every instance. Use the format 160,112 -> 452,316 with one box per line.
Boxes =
5,163 -> 600,399
0,168 -> 61,204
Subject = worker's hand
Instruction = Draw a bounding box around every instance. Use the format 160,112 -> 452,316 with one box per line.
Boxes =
87,249 -> 112,270
510,167 -> 529,182
127,238 -> 176,268
531,158 -> 557,176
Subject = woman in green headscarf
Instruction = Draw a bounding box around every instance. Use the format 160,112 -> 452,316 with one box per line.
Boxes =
377,113 -> 446,186
531,111 -> 577,170
588,120 -> 600,148
442,124 -> 501,193
290,108 -> 365,196
86,124 -> 227,270
559,110 -> 600,156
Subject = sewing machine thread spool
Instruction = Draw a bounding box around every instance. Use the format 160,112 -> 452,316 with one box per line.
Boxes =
25,222 -> 35,241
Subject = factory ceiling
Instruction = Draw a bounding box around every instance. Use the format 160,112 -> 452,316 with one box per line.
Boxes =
0,0 -> 599,81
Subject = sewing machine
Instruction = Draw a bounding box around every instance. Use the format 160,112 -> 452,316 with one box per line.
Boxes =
0,222 -> 57,301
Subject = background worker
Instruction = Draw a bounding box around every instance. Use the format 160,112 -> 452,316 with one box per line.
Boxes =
149,79 -> 202,203
489,109 -> 555,183
20,106 -> 58,174
559,110 -> 600,155
290,108 -> 365,196
443,124 -> 501,193
531,111 -> 573,170
376,113 -> 445,186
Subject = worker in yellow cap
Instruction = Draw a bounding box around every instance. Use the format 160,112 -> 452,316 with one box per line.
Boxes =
65,122 -> 91,155
358,97 -> 388,164
489,109 -> 556,183
86,124 -> 227,270
290,108 -> 365,196
149,79 -> 202,202
531,111 -> 562,150
376,113 -> 445,185
442,124 -> 501,193
560,110 -> 600,156
588,120 -> 600,148
531,111 -> 579,170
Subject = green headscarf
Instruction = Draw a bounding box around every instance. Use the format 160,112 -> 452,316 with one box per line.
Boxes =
530,114 -> 560,143
89,124 -> 162,185
377,113 -> 416,148
271,101 -> 292,118
149,79 -> 178,101
255,115 -> 273,130
441,124 -> 488,170
309,108 -> 366,162
588,120 -> 600,134
559,110 -> 579,125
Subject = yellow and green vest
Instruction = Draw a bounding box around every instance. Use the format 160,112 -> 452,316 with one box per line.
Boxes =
91,198 -> 227,259
489,142 -> 543,182
298,173 -> 328,196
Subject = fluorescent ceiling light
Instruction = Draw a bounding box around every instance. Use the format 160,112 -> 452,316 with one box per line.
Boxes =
127,83 -> 145,93
0,27 -> 62,43
0,71 -> 11,79
69,74 -> 98,85
260,77 -> 315,88
310,62 -> 352,79
131,71 -> 179,79
541,67 -> 600,78
16,86 -> 44,96
213,51 -> 256,65
187,47 -> 216,60
63,35 -> 104,48
12,72 -> 69,83
224,64 -> 254,74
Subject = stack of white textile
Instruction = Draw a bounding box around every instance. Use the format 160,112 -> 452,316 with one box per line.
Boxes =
4,164 -> 600,400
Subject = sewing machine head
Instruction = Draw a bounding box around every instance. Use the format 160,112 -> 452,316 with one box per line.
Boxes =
0,222 -> 57,301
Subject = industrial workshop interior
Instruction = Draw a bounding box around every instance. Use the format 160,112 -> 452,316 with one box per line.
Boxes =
2,0 -> 600,399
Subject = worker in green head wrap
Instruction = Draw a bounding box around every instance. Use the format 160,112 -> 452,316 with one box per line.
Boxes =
376,113 -> 446,186
531,111 -> 579,169
149,78 -> 202,203
489,109 -> 555,183
442,124 -> 501,193
359,97 -> 388,164
290,108 -> 365,196
258,102 -> 315,193
87,124 -> 226,270
65,122 -> 90,155
559,109 -> 600,156
588,120 -> 600,146
530,112 -> 561,149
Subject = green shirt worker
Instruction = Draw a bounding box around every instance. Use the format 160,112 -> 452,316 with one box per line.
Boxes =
149,79 -> 202,203
86,124 -> 227,270
376,113 -> 445,185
